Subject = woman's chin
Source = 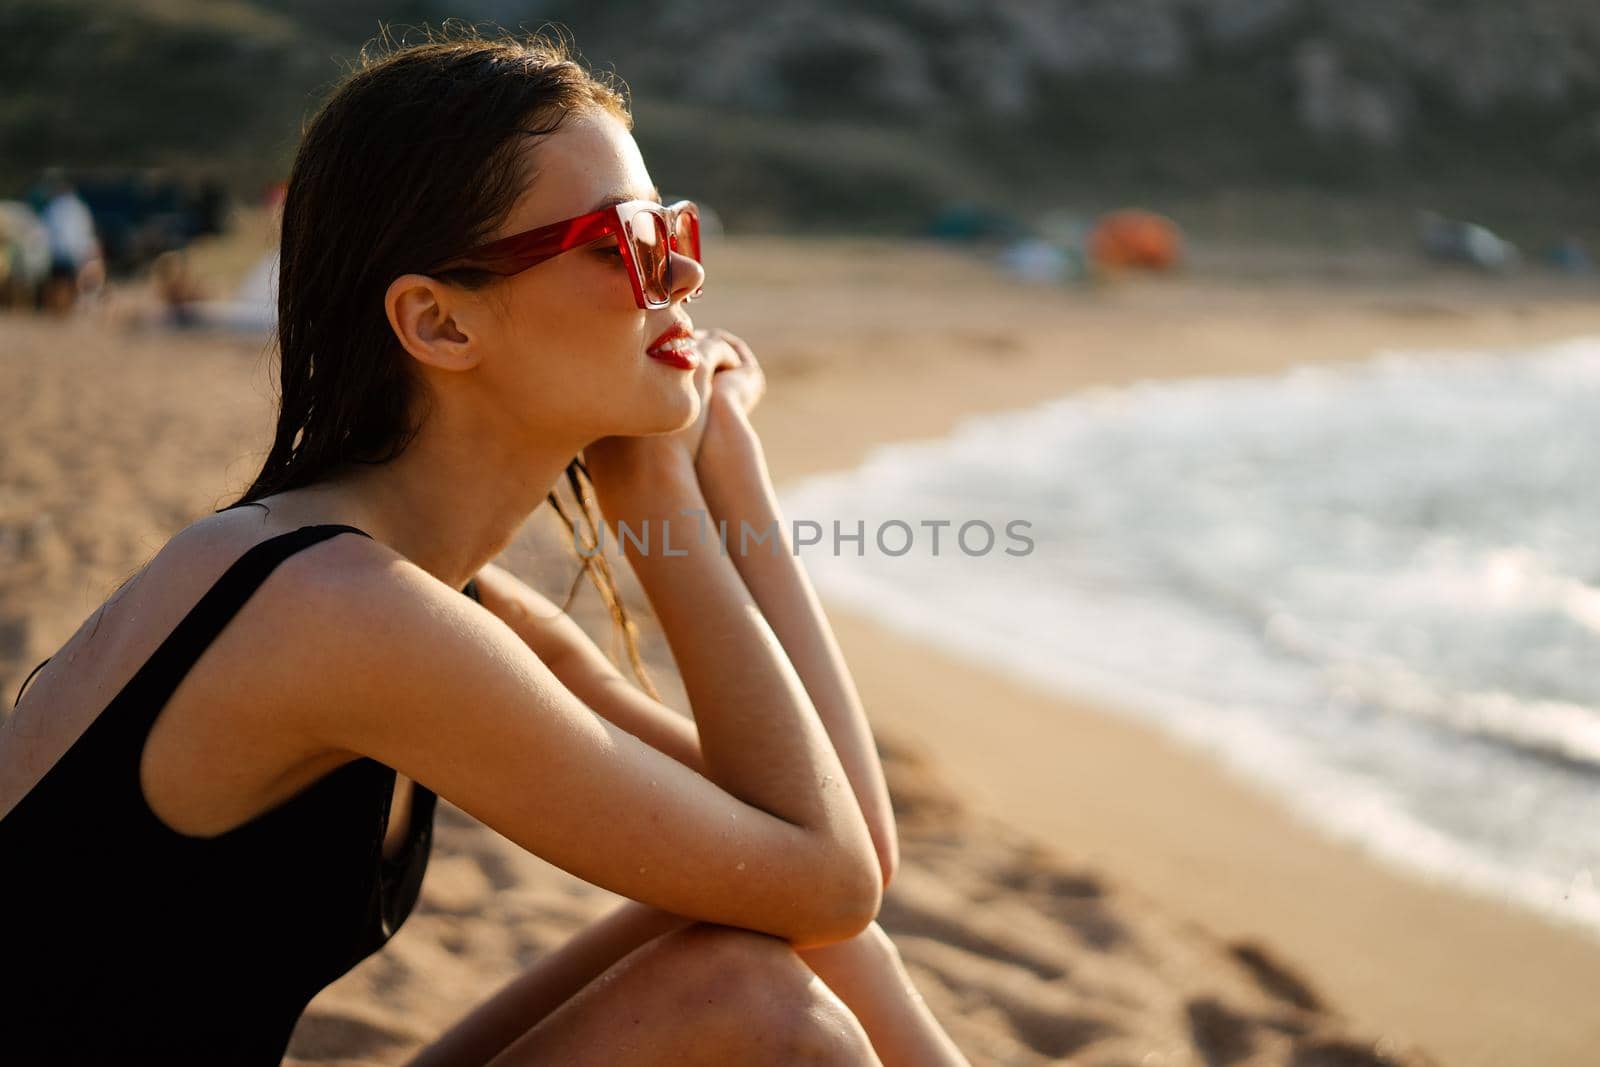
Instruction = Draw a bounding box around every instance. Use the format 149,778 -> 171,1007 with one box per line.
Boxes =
657,374 -> 702,426
622,379 -> 699,438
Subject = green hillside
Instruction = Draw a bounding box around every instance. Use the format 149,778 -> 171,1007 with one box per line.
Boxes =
4,1 -> 1597,241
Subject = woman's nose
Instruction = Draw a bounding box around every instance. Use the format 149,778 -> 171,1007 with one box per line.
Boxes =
670,249 -> 705,303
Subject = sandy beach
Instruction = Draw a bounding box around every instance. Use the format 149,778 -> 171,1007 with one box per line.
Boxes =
4,236 -> 1599,1065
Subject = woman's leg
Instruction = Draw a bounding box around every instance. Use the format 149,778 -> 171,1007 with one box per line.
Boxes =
405,901 -> 966,1067
798,922 -> 970,1067
408,920 -> 881,1066
405,901 -> 692,1066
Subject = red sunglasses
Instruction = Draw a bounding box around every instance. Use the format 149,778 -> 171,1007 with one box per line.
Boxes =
430,198 -> 703,310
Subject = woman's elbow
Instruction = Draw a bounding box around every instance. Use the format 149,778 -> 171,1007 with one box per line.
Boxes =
791,852 -> 883,949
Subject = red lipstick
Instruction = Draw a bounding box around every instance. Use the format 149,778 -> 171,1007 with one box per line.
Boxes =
645,321 -> 699,370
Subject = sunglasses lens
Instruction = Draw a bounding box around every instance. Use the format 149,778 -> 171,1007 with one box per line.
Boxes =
672,209 -> 698,262
673,204 -> 703,299
625,210 -> 671,306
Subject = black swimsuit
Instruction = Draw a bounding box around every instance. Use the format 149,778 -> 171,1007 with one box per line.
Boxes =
0,524 -> 478,1065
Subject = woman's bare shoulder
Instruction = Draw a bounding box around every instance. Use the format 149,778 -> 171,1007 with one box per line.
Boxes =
11,506 -> 374,701
95,504 -> 415,733
139,503 -> 416,615
0,507 -> 401,820
173,506 -> 425,662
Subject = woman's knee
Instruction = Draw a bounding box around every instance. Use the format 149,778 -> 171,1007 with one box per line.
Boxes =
655,924 -> 879,1063
656,923 -> 814,1009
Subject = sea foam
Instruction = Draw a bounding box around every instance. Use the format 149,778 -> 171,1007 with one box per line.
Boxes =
779,336 -> 1600,935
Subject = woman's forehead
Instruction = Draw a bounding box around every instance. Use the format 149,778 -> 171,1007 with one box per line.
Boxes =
500,110 -> 653,235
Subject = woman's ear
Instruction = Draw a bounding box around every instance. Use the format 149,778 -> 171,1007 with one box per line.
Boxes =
384,273 -> 480,372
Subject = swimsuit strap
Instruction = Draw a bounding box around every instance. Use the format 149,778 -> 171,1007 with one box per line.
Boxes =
93,524 -> 375,781
4,524 -> 380,844
14,525 -> 477,712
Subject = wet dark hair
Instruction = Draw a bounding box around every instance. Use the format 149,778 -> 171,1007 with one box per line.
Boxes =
223,29 -> 659,697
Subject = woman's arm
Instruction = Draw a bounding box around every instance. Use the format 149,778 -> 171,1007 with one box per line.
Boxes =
692,347 -> 900,890
586,445 -> 883,890
280,465 -> 882,947
469,562 -> 705,774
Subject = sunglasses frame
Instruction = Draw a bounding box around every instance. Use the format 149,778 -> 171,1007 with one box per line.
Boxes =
430,198 -> 703,310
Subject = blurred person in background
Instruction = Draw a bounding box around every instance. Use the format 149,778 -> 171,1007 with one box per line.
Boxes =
38,169 -> 104,313
151,248 -> 206,328
0,200 -> 51,308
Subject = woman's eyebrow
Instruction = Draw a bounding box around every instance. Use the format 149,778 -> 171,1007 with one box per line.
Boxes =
592,188 -> 662,210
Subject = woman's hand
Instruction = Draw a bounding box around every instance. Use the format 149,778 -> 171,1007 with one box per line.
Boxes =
695,329 -> 777,518
697,328 -> 766,422
584,330 -> 742,524
694,328 -> 768,479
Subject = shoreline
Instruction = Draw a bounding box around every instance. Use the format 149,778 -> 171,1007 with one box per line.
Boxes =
704,244 -> 1600,1066
824,608 -> 1600,1067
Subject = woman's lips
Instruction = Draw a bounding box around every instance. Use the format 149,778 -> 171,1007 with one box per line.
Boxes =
646,325 -> 699,370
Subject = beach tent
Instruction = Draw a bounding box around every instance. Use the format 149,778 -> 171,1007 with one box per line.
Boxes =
1087,210 -> 1183,272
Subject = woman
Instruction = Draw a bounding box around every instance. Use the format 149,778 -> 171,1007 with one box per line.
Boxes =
0,33 -> 969,1067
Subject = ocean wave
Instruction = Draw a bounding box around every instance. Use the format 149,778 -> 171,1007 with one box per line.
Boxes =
781,334 -> 1600,936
